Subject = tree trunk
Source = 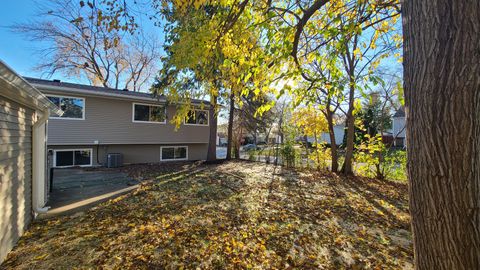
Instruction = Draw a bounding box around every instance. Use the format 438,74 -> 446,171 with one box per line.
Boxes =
304,135 -> 309,168
314,132 -> 320,170
341,82 -> 356,174
326,109 -> 338,172
206,95 -> 217,162
403,0 -> 480,269
234,141 -> 241,159
226,91 -> 235,160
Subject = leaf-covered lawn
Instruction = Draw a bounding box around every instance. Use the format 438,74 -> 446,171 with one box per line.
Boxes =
2,161 -> 413,269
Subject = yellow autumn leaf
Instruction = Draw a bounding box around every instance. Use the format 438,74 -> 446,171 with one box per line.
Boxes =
34,254 -> 49,260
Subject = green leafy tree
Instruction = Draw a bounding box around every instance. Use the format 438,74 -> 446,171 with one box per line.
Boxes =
355,93 -> 392,144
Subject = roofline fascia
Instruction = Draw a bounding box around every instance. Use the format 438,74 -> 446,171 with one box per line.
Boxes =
31,84 -> 166,103
32,83 -> 210,107
0,61 -> 62,114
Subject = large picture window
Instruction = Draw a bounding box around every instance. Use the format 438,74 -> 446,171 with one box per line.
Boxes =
133,103 -> 166,123
53,149 -> 92,167
184,109 -> 209,126
160,146 -> 188,161
47,95 -> 85,119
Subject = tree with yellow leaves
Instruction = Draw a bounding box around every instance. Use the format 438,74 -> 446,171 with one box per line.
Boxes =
291,106 -> 329,170
151,1 -> 278,161
283,0 -> 401,174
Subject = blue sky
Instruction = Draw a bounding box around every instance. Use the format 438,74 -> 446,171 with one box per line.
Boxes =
0,0 -> 164,84
0,1 -> 44,77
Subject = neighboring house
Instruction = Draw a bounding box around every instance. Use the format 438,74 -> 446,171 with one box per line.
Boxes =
216,132 -> 227,146
305,125 -> 345,146
381,130 -> 394,146
25,78 -> 211,167
241,123 -> 283,145
392,106 -> 406,147
319,125 -> 345,145
0,62 -> 60,262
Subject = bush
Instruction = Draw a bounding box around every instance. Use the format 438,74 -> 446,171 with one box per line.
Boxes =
308,143 -> 331,170
248,151 -> 257,161
281,143 -> 296,168
384,150 -> 407,181
355,134 -> 407,181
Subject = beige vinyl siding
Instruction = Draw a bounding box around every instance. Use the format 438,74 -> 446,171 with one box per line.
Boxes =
42,93 -> 210,145
0,96 -> 35,263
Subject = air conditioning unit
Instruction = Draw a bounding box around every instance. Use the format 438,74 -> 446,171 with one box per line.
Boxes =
106,153 -> 123,168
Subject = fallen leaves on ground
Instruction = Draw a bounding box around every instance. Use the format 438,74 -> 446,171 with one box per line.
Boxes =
2,161 -> 413,269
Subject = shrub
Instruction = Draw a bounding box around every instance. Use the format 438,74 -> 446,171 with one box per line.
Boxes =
355,134 -> 407,181
281,143 -> 296,168
308,143 -> 331,170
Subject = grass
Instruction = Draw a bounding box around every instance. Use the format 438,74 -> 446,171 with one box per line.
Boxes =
2,161 -> 412,269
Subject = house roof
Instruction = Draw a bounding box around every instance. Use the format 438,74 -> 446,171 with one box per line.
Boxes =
0,62 -> 62,114
24,77 -> 209,105
393,106 -> 405,118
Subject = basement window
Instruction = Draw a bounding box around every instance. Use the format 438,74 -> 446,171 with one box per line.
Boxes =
53,149 -> 92,167
160,146 -> 188,161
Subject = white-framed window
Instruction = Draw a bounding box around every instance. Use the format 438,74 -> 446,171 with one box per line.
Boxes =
53,149 -> 93,167
132,103 -> 166,123
47,95 -> 85,120
160,146 -> 188,161
184,109 -> 209,126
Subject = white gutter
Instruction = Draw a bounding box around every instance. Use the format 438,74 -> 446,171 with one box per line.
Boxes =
32,111 -> 51,214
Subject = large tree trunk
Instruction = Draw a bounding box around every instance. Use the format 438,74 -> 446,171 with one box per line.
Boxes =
325,108 -> 338,172
341,83 -> 356,174
206,95 -> 217,162
403,0 -> 480,269
226,91 -> 235,160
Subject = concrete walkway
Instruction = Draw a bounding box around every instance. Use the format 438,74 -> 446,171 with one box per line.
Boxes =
42,168 -> 139,218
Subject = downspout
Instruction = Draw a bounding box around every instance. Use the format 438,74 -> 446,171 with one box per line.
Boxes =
32,110 -> 50,214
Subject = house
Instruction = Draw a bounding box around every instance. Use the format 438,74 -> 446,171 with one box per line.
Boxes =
216,132 -> 227,146
304,125 -> 345,146
392,106 -> 406,147
0,62 -> 61,262
319,125 -> 345,145
25,78 -> 211,167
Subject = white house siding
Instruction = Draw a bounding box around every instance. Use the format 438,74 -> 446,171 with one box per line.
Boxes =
307,125 -> 345,145
393,116 -> 406,138
392,116 -> 406,146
